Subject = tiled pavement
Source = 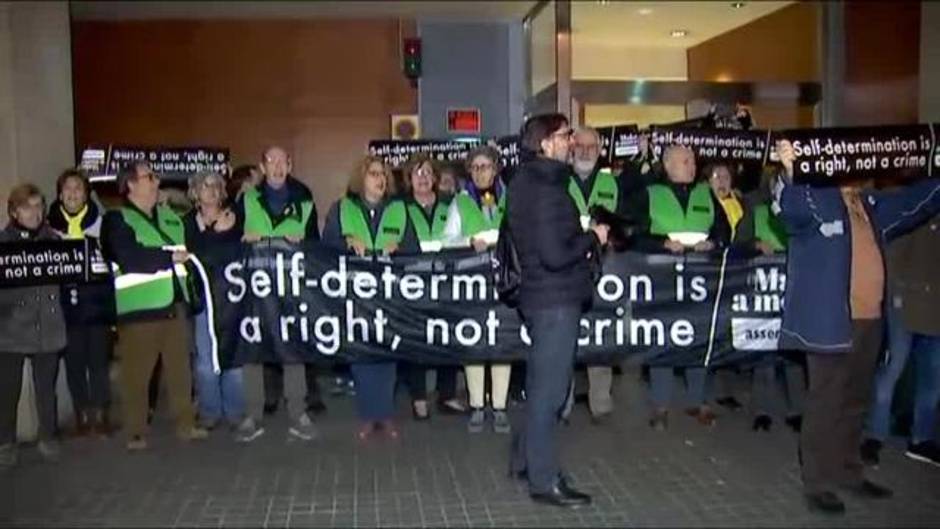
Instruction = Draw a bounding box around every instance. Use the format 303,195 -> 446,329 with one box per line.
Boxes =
2,369 -> 940,528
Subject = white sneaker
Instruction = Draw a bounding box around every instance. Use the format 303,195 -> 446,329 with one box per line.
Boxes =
235,417 -> 265,443
288,413 -> 318,441
37,440 -> 61,463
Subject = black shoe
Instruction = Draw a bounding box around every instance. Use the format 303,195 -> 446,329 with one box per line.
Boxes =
557,478 -> 591,504
753,414 -> 773,432
804,491 -> 845,515
590,413 -> 612,425
860,438 -> 882,467
842,480 -> 893,499
263,402 -> 279,417
785,414 -> 803,433
530,483 -> 591,508
716,396 -> 743,411
436,399 -> 466,416
905,441 -> 940,467
306,400 -> 327,416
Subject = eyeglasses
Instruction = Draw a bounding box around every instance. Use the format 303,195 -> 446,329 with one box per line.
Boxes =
470,163 -> 494,172
415,167 -> 434,177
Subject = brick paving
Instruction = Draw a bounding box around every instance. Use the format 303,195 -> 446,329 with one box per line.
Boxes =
2,368 -> 940,527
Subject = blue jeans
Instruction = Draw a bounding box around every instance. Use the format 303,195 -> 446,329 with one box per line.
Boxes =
511,305 -> 581,494
649,366 -> 711,409
193,311 -> 245,424
868,308 -> 940,444
351,362 -> 396,421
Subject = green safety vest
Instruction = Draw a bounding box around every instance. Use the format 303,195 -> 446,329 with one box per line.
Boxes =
647,182 -> 715,236
242,186 -> 314,237
455,192 -> 506,237
339,197 -> 407,252
753,203 -> 788,251
406,200 -> 450,242
113,205 -> 189,316
567,169 -> 619,216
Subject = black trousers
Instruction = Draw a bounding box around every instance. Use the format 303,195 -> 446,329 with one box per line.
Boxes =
800,319 -> 883,493
63,323 -> 112,415
402,363 -> 458,401
264,362 -> 322,410
0,353 -> 59,444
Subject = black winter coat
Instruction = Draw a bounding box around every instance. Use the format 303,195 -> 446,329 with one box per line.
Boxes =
507,157 -> 598,313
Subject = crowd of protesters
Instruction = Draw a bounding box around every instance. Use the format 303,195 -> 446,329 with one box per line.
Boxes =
1,110 -> 940,515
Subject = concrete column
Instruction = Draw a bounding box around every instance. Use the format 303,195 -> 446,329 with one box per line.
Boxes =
818,1 -> 845,127
0,1 -> 74,225
921,1 -> 940,122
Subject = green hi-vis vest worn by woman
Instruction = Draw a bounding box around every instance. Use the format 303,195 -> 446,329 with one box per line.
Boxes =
567,168 -> 618,230
339,197 -> 407,251
647,182 -> 715,236
242,186 -> 313,237
753,203 -> 788,251
113,205 -> 190,316
406,200 -> 450,242
454,192 -> 506,237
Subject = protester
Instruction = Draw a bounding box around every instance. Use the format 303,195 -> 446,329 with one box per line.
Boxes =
437,162 -> 462,200
567,127 -> 621,422
101,162 -> 208,450
443,146 -> 512,434
399,154 -> 466,420
322,155 -> 416,440
239,145 -> 322,442
46,169 -> 115,437
184,172 -> 256,439
0,184 -> 67,466
631,146 -> 730,430
775,139 -> 940,514
862,212 -> 940,467
507,113 -> 609,507
227,164 -> 263,203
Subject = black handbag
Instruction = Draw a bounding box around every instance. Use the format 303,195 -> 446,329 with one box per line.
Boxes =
493,216 -> 522,308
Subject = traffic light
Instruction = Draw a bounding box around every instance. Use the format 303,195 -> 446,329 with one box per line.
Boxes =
403,37 -> 421,79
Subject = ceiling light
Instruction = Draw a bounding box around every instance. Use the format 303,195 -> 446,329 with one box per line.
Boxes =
731,2 -> 746,8
638,7 -> 653,15
597,0 -> 610,5
670,29 -> 689,38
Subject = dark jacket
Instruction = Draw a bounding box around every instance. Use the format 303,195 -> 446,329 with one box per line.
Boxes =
101,201 -> 188,322
322,194 -> 419,255
236,176 -> 320,241
886,213 -> 940,336
0,224 -> 67,354
508,157 -> 598,313
46,199 -> 115,325
776,178 -> 940,353
623,178 -> 731,253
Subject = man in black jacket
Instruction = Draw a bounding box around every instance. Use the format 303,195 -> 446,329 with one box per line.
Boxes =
507,113 -> 609,508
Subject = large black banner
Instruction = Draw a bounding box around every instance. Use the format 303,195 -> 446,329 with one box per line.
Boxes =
207,240 -> 786,369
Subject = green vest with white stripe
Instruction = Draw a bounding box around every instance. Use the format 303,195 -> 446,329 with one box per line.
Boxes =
242,186 -> 313,237
113,205 -> 189,316
454,191 -> 505,237
567,168 -> 619,230
647,182 -> 715,236
339,197 -> 407,252
406,199 -> 450,242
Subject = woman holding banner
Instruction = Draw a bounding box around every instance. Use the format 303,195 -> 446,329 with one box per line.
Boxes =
400,154 -> 466,420
0,184 -> 67,466
442,146 -> 512,434
322,155 -> 417,440
183,172 -> 257,440
47,169 -> 116,438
